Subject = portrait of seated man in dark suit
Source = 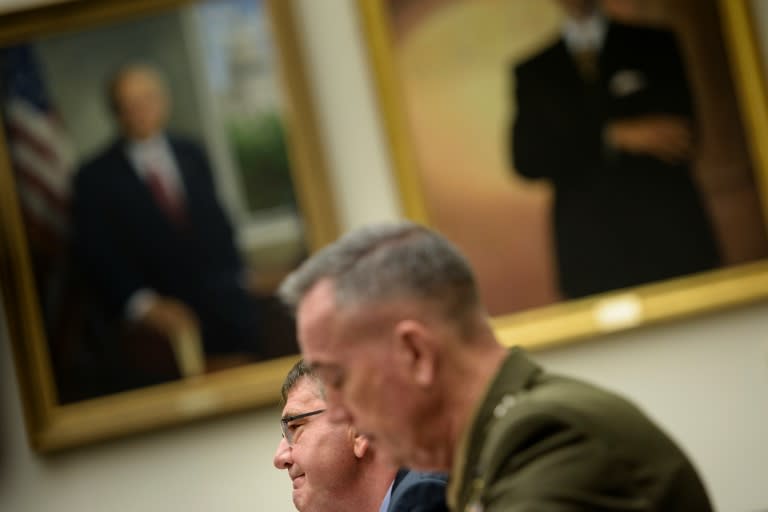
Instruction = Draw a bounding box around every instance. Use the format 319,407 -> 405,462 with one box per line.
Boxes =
70,63 -> 288,383
511,0 -> 721,299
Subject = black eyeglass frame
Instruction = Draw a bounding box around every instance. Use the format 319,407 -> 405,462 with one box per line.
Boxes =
280,409 -> 326,444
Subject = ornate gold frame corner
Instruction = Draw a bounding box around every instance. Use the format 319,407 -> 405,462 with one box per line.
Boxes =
356,0 -> 768,352
0,0 -> 336,452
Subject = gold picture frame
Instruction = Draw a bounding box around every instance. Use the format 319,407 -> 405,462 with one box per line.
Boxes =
0,0 -> 337,452
357,0 -> 768,351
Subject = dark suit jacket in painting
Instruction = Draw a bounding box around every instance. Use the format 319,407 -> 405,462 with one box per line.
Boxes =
71,134 -> 261,356
512,21 -> 720,298
389,469 -> 448,512
448,348 -> 714,512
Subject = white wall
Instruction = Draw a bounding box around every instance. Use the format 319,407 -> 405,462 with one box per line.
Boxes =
1,0 -> 767,511
536,303 -> 768,512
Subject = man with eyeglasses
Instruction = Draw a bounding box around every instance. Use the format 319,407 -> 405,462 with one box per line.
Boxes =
273,359 -> 448,512
277,221 -> 714,512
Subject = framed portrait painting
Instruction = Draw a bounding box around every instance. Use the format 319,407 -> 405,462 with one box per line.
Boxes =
358,0 -> 768,348
0,0 -> 337,452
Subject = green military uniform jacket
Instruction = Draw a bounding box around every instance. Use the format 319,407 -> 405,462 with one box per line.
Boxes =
448,348 -> 713,512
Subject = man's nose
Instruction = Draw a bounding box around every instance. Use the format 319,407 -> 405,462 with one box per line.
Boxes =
273,436 -> 292,469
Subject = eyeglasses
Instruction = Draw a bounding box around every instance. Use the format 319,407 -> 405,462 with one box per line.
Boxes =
280,409 -> 326,445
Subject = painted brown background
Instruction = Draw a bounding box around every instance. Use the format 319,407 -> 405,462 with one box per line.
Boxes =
384,0 -> 768,316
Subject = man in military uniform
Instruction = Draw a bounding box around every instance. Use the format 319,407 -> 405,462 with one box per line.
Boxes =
278,221 -> 714,511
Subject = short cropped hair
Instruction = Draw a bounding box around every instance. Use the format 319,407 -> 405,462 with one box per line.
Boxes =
278,221 -> 480,324
281,359 -> 324,404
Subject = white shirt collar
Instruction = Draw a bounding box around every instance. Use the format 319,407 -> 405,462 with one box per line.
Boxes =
562,10 -> 607,53
126,133 -> 170,172
378,478 -> 395,512
125,133 -> 184,196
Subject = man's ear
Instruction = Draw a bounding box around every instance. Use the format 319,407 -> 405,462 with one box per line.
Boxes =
353,433 -> 370,459
393,319 -> 435,387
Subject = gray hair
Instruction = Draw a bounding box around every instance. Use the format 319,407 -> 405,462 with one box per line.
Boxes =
278,221 -> 480,323
281,359 -> 324,405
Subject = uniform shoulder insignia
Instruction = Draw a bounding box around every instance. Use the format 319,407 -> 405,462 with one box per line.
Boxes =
493,393 -> 517,418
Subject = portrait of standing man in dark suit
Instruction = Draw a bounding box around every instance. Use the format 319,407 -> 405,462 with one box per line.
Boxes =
512,0 -> 721,298
71,64 -> 266,370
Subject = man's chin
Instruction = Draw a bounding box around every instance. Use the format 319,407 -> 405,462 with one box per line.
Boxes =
291,490 -> 304,511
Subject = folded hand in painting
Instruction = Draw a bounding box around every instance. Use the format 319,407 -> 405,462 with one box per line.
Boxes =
140,296 -> 200,342
606,114 -> 693,165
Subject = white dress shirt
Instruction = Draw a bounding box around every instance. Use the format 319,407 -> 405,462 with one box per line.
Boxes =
562,10 -> 607,54
378,478 -> 395,512
126,134 -> 186,201
123,134 -> 186,320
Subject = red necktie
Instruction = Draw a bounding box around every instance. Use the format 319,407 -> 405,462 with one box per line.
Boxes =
146,166 -> 186,226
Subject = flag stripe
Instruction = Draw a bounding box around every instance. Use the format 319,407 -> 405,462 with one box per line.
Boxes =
10,142 -> 70,196
2,44 -> 74,243
6,99 -> 75,166
14,163 -> 69,212
17,181 -> 68,235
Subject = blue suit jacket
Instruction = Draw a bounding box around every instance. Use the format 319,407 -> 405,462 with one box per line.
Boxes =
388,469 -> 448,512
71,134 -> 260,354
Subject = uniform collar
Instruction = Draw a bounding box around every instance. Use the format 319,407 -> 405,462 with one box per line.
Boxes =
447,347 -> 542,510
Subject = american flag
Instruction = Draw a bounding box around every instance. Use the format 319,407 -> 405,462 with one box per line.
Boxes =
1,44 -> 75,245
